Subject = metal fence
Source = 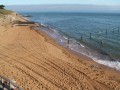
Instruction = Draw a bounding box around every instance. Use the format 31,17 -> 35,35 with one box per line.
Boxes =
0,75 -> 23,90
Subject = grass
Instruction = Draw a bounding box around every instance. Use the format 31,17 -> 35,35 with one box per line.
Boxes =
0,9 -> 12,15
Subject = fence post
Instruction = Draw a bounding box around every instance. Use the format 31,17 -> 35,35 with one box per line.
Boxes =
101,40 -> 103,46
113,29 -> 114,34
81,35 -> 83,41
106,30 -> 107,35
67,36 -> 69,46
68,38 -> 69,44
118,27 -> 119,33
90,33 -> 92,40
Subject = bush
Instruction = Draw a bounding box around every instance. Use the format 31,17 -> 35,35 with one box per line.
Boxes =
0,5 -> 5,9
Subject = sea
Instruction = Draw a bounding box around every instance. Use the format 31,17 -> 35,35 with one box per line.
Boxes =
19,12 -> 120,71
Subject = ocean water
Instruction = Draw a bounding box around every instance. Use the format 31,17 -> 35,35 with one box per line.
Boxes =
20,12 -> 120,70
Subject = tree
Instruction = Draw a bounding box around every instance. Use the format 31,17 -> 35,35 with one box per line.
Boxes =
0,5 -> 5,9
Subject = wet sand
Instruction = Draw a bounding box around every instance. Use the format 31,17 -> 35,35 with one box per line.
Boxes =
0,13 -> 120,90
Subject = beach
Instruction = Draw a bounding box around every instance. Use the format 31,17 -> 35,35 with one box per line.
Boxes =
0,13 -> 120,90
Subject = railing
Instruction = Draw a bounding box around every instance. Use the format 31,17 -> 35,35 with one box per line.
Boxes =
0,75 -> 23,90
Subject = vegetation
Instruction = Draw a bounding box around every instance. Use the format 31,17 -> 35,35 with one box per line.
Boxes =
0,9 -> 12,15
0,5 -> 12,15
0,5 -> 5,9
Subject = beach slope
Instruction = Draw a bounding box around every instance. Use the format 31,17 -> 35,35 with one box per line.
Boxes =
0,13 -> 120,90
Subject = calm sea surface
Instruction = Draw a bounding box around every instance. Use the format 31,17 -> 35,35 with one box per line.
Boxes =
20,12 -> 120,70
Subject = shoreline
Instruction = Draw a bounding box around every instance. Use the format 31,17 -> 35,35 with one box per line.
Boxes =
24,12 -> 120,71
0,12 -> 120,90
35,24 -> 120,73
35,22 -> 120,72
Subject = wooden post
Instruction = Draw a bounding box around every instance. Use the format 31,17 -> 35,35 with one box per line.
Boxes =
118,27 -> 119,33
113,29 -> 114,34
68,36 -> 69,45
81,35 -> 83,41
101,40 -> 103,46
68,39 -> 69,45
106,30 -> 107,35
90,33 -> 92,40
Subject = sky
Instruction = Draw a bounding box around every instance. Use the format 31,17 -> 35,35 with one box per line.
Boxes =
0,0 -> 120,5
5,4 -> 120,12
1,0 -> 120,12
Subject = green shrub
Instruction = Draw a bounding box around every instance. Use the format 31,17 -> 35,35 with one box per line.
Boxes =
0,5 -> 5,9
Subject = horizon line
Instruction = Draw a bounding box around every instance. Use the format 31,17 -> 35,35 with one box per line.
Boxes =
6,4 -> 120,6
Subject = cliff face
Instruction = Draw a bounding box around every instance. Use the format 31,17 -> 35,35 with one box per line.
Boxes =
0,11 -> 27,26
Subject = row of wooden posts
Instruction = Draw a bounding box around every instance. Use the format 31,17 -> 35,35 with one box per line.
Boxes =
67,27 -> 119,46
89,27 -> 119,46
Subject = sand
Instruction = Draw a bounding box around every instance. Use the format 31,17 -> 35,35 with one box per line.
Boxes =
0,13 -> 120,90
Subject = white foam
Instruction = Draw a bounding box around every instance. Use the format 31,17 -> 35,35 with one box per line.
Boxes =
92,57 -> 120,70
52,29 -> 57,32
40,23 -> 47,27
80,44 -> 85,47
63,36 -> 68,40
67,39 -> 120,71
